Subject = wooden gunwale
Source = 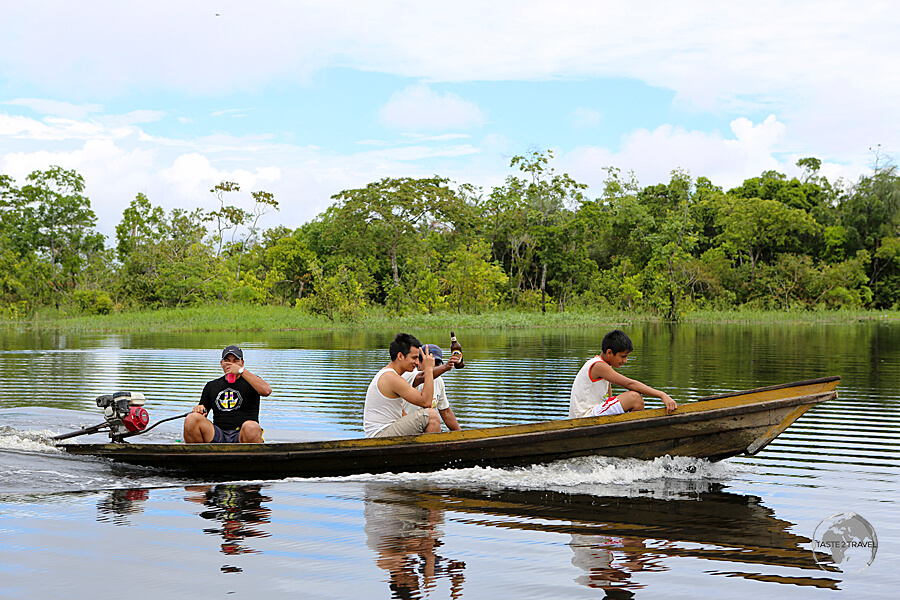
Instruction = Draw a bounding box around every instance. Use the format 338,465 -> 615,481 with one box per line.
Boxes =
695,376 -> 840,401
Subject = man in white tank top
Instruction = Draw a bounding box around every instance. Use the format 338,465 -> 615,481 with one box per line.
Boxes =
364,333 -> 442,438
569,330 -> 677,419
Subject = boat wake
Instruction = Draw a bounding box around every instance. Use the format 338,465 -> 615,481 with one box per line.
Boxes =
303,455 -> 755,499
0,425 -> 185,496
0,426 -> 62,453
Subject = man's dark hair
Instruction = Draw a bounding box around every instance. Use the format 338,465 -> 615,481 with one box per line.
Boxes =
602,329 -> 633,355
389,332 -> 422,360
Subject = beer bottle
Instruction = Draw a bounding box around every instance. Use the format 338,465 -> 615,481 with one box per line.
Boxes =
449,331 -> 465,369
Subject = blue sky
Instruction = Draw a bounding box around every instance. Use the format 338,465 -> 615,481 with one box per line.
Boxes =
1,1 -> 898,240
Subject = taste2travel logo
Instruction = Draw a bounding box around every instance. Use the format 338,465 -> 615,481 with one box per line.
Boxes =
812,512 -> 878,574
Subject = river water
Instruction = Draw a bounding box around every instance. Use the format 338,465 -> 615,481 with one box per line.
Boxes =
0,322 -> 897,598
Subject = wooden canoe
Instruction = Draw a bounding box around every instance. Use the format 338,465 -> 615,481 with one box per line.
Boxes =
60,376 -> 840,478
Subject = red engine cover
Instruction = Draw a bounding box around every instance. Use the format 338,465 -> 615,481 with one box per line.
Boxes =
124,406 -> 149,432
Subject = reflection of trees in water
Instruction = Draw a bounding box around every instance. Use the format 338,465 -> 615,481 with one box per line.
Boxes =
364,483 -> 465,600
96,488 -> 149,525
185,484 -> 272,557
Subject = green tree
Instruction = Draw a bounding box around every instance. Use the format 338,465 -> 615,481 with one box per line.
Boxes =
115,192 -> 166,261
19,167 -> 104,304
299,262 -> 367,321
233,190 -> 278,282
209,181 -> 246,258
494,150 -> 587,311
838,150 -> 900,303
637,169 -> 701,320
728,168 -> 828,212
265,233 -> 318,304
443,239 -> 508,313
114,194 -> 225,307
398,241 -> 446,314
717,196 -> 818,282
331,176 -> 456,310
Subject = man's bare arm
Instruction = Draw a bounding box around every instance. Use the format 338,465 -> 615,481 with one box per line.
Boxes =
412,359 -> 455,387
593,362 -> 676,413
439,407 -> 461,431
242,370 -> 272,396
223,362 -> 272,396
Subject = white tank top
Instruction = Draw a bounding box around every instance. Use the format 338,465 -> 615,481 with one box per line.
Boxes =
569,356 -> 611,418
364,368 -> 402,437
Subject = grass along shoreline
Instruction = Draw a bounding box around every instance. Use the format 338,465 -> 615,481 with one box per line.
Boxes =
3,305 -> 900,334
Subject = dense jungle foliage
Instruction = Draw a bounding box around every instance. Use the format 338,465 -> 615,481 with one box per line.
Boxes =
2,150 -> 899,322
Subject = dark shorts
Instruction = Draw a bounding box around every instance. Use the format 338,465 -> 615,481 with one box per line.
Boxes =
211,424 -> 241,443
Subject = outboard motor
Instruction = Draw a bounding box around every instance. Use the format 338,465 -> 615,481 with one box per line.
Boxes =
96,392 -> 150,439
51,391 -> 152,443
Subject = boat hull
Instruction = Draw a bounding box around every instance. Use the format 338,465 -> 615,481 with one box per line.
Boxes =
60,377 -> 839,478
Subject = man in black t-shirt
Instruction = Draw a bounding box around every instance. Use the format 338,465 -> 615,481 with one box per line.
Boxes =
183,345 -> 273,443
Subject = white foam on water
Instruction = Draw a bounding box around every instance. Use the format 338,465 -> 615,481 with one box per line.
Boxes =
0,426 -> 62,453
300,455 -> 755,494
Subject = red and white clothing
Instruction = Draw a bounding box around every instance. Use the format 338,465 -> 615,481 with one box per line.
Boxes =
569,356 -> 624,418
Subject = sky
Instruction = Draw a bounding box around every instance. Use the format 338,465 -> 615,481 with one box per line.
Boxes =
1,0 -> 898,241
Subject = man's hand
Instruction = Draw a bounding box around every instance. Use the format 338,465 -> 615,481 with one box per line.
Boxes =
192,405 -> 207,415
661,394 -> 677,415
446,353 -> 461,367
420,345 -> 435,372
223,362 -> 242,377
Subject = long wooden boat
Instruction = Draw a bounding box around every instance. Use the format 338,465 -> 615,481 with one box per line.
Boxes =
60,376 -> 839,478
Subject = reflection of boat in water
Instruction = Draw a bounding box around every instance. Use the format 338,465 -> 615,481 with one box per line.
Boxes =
364,483 -> 465,599
378,482 -> 840,594
185,484 -> 272,560
96,488 -> 149,526
60,377 -> 839,479
93,484 -> 272,574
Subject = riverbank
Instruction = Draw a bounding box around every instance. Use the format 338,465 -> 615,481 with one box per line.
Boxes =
3,305 -> 899,333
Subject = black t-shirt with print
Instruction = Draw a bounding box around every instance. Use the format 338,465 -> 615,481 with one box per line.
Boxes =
199,375 -> 261,431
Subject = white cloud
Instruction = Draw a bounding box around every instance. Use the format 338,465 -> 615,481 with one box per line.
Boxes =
3,2 -> 894,103
0,113 -> 50,137
0,106 -> 164,143
159,154 -> 224,198
2,139 -> 157,240
379,84 -> 485,131
401,133 -> 472,142
1,1 -> 891,163
100,110 -> 168,127
160,153 -> 281,202
3,99 -> 103,119
560,115 -> 863,195
0,2 -> 895,165
211,108 -> 252,118
0,112 -> 114,141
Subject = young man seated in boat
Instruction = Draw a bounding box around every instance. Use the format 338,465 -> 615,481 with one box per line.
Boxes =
569,330 -> 677,419
402,344 -> 463,431
363,333 -> 442,438
183,345 -> 273,443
